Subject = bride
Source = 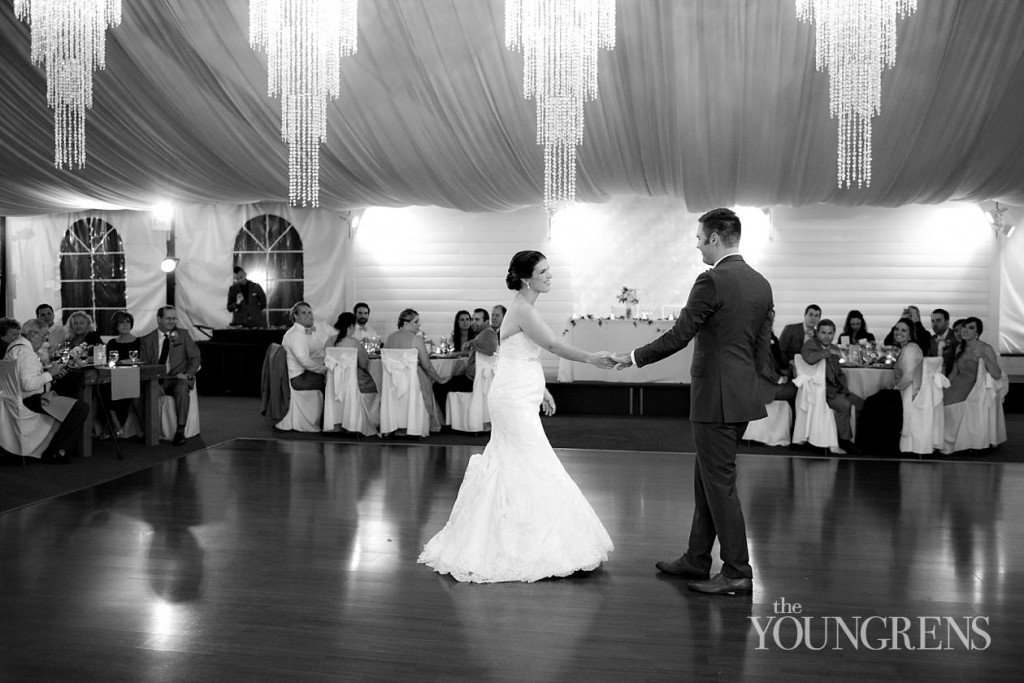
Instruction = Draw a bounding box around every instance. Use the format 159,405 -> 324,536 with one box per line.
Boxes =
418,250 -> 616,583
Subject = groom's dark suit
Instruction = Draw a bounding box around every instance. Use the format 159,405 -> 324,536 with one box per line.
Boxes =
634,254 -> 773,580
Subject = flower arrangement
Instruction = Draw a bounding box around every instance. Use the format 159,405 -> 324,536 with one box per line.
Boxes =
617,287 -> 638,305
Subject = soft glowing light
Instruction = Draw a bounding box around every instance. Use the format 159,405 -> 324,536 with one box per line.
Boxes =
160,257 -> 179,273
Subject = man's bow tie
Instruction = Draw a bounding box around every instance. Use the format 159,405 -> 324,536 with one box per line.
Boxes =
304,326 -> 316,335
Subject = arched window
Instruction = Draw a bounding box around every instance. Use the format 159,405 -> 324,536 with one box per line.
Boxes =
59,218 -> 127,335
233,214 -> 304,327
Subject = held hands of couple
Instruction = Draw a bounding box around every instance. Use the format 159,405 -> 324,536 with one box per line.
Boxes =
588,351 -> 633,370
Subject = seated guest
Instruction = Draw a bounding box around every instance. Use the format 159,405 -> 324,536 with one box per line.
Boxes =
226,266 -> 267,327
755,326 -> 797,406
64,310 -> 104,351
779,304 -> 821,366
6,319 -> 88,463
140,306 -> 201,446
943,317 -> 1001,407
1,317 -> 21,358
801,319 -> 864,454
331,312 -> 378,395
385,309 -> 449,432
928,308 -> 956,376
102,310 -> 142,436
434,307 -> 499,418
491,305 -> 506,333
841,310 -> 875,344
883,305 -> 929,348
451,310 -> 475,354
856,318 -> 924,454
351,302 -> 380,342
282,301 -> 329,392
35,304 -> 64,361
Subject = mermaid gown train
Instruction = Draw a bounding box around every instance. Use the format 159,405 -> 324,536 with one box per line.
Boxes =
418,333 -> 613,583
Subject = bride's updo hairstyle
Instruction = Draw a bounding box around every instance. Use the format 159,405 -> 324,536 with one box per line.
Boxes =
506,250 -> 546,291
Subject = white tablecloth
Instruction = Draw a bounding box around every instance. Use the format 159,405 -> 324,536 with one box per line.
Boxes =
556,319 -> 693,383
368,356 -> 462,387
844,366 -> 896,398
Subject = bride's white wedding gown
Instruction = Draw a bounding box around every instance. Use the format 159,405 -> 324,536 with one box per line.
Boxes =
418,333 -> 613,583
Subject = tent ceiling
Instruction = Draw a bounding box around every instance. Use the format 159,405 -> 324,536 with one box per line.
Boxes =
2,0 -> 1023,216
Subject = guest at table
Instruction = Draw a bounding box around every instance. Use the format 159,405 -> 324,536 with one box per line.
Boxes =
883,305 -> 929,348
6,319 -> 88,463
801,319 -> 864,454
102,310 -> 142,436
331,312 -> 378,395
386,308 -> 448,432
433,308 -> 499,419
351,302 -> 380,342
0,317 -> 20,359
281,301 -> 329,392
491,305 -> 506,334
140,306 -> 202,446
927,308 -> 956,376
756,327 -> 796,405
451,310 -> 475,354
779,304 -> 821,366
943,317 -> 1002,406
35,303 -> 63,362
856,318 -> 924,454
64,310 -> 104,351
841,310 -> 876,344
226,266 -> 267,327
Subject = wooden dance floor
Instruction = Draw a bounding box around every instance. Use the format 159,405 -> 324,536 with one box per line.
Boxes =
1,439 -> 1020,681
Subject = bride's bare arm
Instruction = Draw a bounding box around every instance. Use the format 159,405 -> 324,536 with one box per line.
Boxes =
517,305 -> 612,367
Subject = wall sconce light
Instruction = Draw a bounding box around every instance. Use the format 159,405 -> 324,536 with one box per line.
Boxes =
160,257 -> 180,273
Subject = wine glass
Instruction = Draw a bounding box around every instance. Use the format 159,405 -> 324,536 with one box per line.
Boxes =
129,349 -> 139,364
108,350 -> 119,367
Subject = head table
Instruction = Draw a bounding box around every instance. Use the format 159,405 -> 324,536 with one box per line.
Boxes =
556,318 -> 694,383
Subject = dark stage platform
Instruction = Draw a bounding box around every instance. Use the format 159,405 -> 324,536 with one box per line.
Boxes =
1,440 -> 1019,681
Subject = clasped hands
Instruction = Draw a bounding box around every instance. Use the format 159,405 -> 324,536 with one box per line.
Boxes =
590,351 -> 633,370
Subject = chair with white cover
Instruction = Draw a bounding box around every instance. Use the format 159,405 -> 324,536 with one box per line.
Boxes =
379,348 -> 429,437
160,381 -> 201,440
0,360 -> 59,459
942,362 -> 1008,454
791,354 -> 840,451
276,381 -> 324,432
323,346 -> 379,436
446,351 -> 497,433
899,357 -> 948,455
743,400 -> 792,447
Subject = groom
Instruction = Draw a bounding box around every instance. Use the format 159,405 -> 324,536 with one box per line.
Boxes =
613,208 -> 773,595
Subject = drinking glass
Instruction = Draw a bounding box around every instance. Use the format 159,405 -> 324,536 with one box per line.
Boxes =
129,349 -> 139,364
108,350 -> 119,367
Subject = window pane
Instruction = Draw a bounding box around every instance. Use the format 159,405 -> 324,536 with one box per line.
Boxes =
234,226 -> 264,252
275,226 -> 303,252
268,252 -> 303,280
94,280 -> 127,308
94,309 -> 119,335
61,255 -> 93,280
267,280 -> 303,309
91,253 -> 126,279
60,281 -> 93,311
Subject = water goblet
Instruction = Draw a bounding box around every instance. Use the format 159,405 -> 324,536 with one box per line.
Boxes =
129,349 -> 139,364
108,350 -> 119,368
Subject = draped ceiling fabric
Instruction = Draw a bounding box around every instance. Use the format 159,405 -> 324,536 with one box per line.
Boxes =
2,0 -> 1024,217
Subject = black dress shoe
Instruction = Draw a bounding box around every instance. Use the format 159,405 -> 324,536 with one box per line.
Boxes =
839,439 -> 861,454
655,555 -> 710,580
687,572 -> 753,595
172,431 -> 187,446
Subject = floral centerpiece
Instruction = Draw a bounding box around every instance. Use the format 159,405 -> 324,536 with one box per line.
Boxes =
617,286 -> 638,319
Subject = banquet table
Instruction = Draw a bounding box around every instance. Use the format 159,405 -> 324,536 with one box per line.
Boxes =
844,366 -> 896,399
368,355 -> 464,388
65,363 -> 166,458
557,319 -> 693,383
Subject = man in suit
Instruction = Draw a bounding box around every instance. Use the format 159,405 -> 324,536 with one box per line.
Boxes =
140,306 -> 201,445
928,308 -> 956,376
800,319 -> 864,454
778,304 -> 821,366
612,208 -> 773,595
226,266 -> 267,327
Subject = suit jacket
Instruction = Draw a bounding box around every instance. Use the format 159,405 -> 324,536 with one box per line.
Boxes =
778,322 -> 812,365
140,327 -> 201,379
755,332 -> 790,405
927,329 -> 957,376
227,281 -> 267,326
634,255 -> 774,423
800,338 -> 847,398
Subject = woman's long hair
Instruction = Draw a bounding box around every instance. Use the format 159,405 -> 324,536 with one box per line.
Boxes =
842,310 -> 870,341
451,310 -> 474,351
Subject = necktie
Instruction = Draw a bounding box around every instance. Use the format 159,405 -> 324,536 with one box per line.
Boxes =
159,333 -> 170,365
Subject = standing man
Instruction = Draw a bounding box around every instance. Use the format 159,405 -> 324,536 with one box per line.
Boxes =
226,266 -> 267,327
778,304 -> 821,366
282,301 -> 329,391
140,306 -> 202,445
351,303 -> 380,341
928,308 -> 956,376
613,208 -> 773,595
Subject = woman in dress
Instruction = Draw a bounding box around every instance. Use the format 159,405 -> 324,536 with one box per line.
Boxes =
385,309 -> 448,433
884,305 -> 929,348
419,250 -> 615,583
103,310 -> 142,435
65,310 -> 104,350
858,318 -> 924,454
943,317 -> 1002,406
842,310 -> 875,343
451,310 -> 474,354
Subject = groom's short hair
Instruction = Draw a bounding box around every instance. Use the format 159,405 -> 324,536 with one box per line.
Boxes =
698,208 -> 741,246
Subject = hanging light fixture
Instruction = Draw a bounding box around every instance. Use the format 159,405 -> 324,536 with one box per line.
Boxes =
14,0 -> 122,169
506,0 -> 615,214
250,0 -> 358,207
797,0 -> 916,189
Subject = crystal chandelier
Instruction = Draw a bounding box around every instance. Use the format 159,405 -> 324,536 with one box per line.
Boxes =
14,0 -> 122,169
797,0 -> 916,188
250,0 -> 358,207
506,0 -> 615,214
